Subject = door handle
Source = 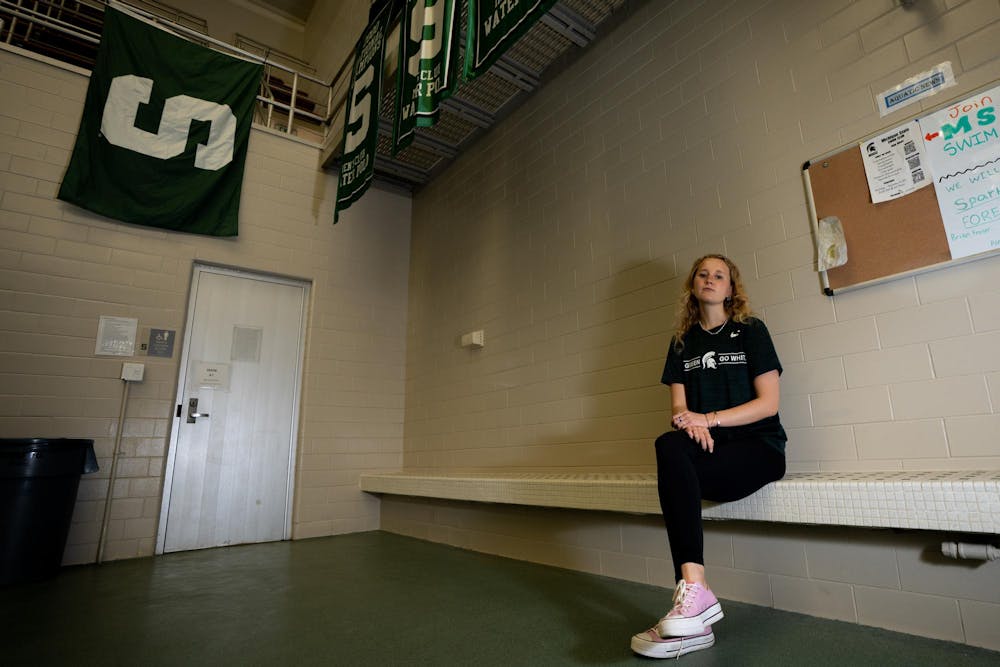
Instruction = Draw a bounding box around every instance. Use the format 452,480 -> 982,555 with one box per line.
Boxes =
186,398 -> 210,423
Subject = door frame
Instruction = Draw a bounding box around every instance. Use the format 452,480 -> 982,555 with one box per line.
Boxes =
155,262 -> 310,555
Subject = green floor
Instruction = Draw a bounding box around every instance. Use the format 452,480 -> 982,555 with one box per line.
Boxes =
2,531 -> 996,666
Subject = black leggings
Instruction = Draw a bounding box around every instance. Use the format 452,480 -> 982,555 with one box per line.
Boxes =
654,429 -> 785,582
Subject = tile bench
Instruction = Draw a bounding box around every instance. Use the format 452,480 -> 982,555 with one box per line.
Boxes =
360,469 -> 1000,534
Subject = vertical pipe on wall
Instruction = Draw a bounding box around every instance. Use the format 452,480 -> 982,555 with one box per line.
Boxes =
96,380 -> 130,564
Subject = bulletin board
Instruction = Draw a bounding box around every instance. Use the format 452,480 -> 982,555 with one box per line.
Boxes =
805,149 -> 951,292
803,80 -> 1000,295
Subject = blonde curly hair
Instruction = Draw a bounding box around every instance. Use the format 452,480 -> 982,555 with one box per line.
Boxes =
673,254 -> 753,352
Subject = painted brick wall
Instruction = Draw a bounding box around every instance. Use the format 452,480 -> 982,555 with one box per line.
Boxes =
0,45 -> 411,563
407,0 -> 1000,474
396,0 -> 1000,650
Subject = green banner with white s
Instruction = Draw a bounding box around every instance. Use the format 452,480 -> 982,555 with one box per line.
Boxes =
335,2 -> 393,223
393,0 -> 459,154
58,6 -> 262,237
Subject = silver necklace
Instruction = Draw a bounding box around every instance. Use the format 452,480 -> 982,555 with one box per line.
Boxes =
700,318 -> 729,335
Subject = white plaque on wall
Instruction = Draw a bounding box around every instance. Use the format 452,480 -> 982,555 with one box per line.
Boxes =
95,316 -> 138,356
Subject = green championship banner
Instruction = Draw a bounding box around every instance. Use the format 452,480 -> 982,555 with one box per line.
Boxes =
58,6 -> 262,237
393,0 -> 459,154
464,0 -> 557,80
335,3 -> 393,223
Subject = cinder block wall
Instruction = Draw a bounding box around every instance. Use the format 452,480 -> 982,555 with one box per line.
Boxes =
0,46 -> 411,563
394,0 -> 1000,650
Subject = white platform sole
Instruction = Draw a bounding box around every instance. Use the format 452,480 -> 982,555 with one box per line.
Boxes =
631,628 -> 715,659
656,602 -> 724,637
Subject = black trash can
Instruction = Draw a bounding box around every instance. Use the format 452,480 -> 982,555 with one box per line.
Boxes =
0,438 -> 99,586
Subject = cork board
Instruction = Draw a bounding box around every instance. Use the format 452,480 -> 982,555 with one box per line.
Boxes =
807,146 -> 951,292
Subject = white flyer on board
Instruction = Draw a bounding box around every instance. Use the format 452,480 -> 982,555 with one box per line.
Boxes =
860,120 -> 930,203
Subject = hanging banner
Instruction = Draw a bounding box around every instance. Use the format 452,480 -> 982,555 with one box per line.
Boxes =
919,84 -> 1000,260
335,3 -> 393,223
464,0 -> 557,80
58,6 -> 262,237
393,0 -> 460,154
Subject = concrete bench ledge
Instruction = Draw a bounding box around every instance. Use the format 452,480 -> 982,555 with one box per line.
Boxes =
360,469 -> 1000,534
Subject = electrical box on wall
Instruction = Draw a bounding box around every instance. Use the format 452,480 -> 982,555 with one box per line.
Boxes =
121,362 -> 145,382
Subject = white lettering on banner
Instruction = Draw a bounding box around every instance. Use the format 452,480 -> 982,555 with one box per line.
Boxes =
358,23 -> 384,68
100,75 -> 235,170
345,65 -> 374,154
409,0 -> 444,77
484,0 -> 521,37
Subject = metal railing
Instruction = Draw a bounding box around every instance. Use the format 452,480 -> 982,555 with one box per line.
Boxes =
0,0 -> 343,142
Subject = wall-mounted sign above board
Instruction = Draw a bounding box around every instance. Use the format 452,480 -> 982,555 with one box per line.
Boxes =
804,74 -> 1000,295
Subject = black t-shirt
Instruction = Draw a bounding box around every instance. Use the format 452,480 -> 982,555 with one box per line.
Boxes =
661,316 -> 787,453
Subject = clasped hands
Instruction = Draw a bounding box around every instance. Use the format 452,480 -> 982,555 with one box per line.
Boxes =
672,411 -> 714,453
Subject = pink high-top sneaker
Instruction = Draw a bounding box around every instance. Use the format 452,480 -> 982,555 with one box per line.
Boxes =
656,580 -> 724,637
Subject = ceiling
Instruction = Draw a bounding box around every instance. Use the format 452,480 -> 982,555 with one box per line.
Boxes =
254,0 -> 317,23
315,0 -> 634,190
0,0 -> 636,190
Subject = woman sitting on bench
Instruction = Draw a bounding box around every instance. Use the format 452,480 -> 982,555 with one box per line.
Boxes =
631,254 -> 787,659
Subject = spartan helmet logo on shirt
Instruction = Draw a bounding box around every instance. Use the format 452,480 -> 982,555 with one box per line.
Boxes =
701,351 -> 717,369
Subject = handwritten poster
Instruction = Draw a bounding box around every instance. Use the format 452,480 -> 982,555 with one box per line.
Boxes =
860,120 -> 930,203
919,84 -> 1000,259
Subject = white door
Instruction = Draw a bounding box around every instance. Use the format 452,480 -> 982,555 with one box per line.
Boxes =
157,265 -> 308,553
